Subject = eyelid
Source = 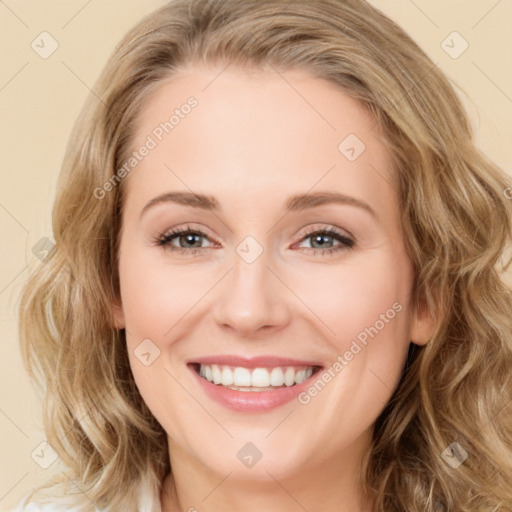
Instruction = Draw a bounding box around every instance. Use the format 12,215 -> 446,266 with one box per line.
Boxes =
294,223 -> 355,244
156,224 -> 220,247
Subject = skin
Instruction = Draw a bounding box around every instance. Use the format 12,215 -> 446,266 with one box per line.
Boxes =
112,63 -> 435,512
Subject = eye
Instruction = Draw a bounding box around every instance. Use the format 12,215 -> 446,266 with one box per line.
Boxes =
293,226 -> 355,256
154,225 -> 217,256
154,224 -> 355,257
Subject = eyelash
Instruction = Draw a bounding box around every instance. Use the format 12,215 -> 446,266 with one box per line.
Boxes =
154,224 -> 355,257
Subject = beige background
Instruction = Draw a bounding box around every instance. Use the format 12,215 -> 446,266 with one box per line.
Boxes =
1,0 -> 511,509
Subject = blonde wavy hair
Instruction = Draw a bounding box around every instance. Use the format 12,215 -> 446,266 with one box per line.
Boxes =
18,0 -> 512,510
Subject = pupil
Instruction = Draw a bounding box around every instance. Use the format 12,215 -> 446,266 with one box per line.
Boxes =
182,234 -> 200,248
313,234 -> 331,248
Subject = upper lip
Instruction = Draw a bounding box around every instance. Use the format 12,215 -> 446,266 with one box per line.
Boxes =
187,355 -> 323,369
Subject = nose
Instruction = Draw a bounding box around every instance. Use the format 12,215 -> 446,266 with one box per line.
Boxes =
212,251 -> 292,339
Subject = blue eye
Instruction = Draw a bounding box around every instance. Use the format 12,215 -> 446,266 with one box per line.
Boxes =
296,227 -> 355,254
155,225 -> 355,257
155,225 -> 213,256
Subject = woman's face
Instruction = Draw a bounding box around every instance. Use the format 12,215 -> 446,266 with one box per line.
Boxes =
113,63 -> 432,482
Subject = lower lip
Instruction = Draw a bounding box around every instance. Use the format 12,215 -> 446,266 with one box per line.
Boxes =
189,365 -> 321,412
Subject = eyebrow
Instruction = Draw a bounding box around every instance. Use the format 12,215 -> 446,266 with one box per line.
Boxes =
139,191 -> 377,219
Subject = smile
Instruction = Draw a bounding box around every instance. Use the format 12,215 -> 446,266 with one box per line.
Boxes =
197,364 -> 316,390
188,356 -> 323,412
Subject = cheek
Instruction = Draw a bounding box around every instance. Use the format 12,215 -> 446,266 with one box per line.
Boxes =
295,252 -> 413,411
293,292 -> 411,450
291,253 -> 412,349
301,253 -> 413,421
117,244 -> 199,439
118,246 -> 206,337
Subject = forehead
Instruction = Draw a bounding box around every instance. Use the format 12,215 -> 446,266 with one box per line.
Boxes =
122,63 -> 397,222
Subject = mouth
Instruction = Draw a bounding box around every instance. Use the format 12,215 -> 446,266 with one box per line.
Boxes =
187,356 -> 324,412
189,363 -> 322,391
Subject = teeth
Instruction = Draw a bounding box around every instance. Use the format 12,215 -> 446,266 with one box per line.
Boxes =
198,364 -> 315,389
211,364 -> 222,385
233,367 -> 251,386
284,367 -> 295,386
251,368 -> 270,387
221,367 -> 234,386
270,367 -> 284,386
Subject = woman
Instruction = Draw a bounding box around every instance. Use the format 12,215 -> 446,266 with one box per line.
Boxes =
14,0 -> 512,511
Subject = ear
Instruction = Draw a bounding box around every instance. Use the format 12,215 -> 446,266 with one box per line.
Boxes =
409,297 -> 436,346
111,293 -> 126,330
